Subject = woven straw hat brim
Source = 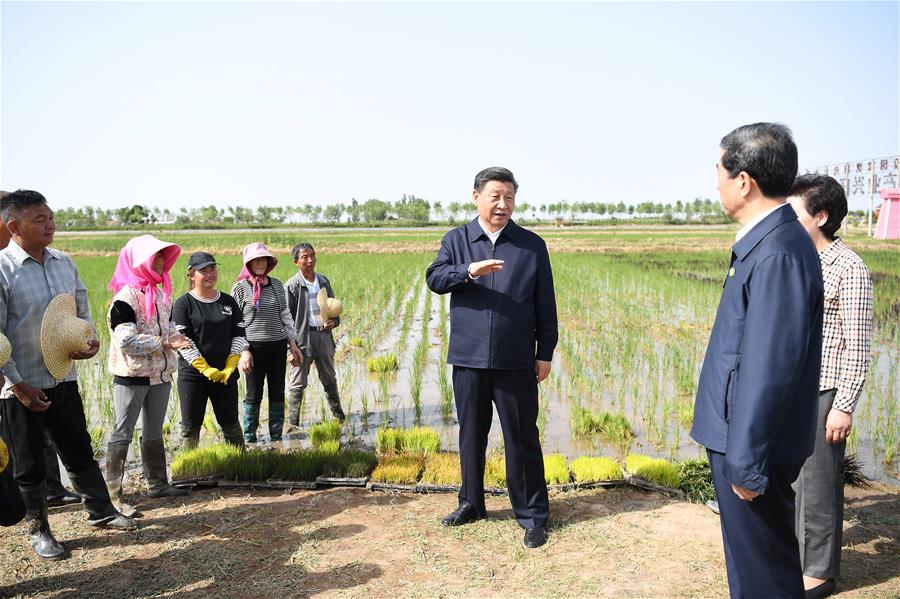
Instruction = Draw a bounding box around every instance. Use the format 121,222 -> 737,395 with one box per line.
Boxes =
0,332 -> 10,368
41,294 -> 94,380
316,288 -> 343,321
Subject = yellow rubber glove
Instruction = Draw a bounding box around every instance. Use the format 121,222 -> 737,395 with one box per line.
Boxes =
191,356 -> 224,383
218,354 -> 241,385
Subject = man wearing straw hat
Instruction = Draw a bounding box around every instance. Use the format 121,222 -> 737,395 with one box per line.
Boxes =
285,242 -> 345,428
426,167 -> 558,549
0,190 -> 137,560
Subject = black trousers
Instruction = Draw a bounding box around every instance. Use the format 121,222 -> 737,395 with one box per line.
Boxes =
452,366 -> 548,530
0,381 -> 115,519
708,450 -> 804,599
244,339 -> 287,407
177,373 -> 239,434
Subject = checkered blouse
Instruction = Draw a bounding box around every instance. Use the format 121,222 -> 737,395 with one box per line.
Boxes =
818,238 -> 873,413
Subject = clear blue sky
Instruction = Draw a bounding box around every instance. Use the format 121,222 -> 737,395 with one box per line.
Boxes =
2,1 -> 898,211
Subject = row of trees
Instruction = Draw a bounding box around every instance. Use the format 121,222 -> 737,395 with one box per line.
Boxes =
54,195 -> 753,228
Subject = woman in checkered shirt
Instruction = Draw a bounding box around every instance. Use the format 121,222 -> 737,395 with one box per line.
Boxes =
788,175 -> 873,599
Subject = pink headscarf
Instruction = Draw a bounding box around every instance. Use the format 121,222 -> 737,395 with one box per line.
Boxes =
108,235 -> 181,319
236,242 -> 278,309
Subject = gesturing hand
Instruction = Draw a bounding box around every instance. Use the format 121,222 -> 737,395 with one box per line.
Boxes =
468,260 -> 505,278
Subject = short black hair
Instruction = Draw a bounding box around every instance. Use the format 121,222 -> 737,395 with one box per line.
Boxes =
790,174 -> 847,239
292,242 -> 316,262
720,123 -> 797,198
0,189 -> 48,223
474,167 -> 518,192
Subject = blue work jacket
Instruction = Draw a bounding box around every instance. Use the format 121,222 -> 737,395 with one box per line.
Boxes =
426,218 -> 558,370
691,204 -> 824,494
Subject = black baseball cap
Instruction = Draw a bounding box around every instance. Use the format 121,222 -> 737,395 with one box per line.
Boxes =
187,251 -> 218,271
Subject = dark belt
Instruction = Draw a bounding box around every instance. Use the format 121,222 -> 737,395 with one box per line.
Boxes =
310,326 -> 328,332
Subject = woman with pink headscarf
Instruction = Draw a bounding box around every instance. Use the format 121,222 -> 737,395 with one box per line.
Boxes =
231,242 -> 302,444
105,235 -> 193,517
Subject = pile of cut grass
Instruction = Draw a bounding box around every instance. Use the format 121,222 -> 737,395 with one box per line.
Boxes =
170,444 -> 377,482
569,456 -> 623,483
420,452 -> 462,486
309,420 -> 342,449
543,454 -> 571,485
367,354 -> 399,373
370,453 -> 426,484
626,454 -> 682,488
376,426 -> 440,455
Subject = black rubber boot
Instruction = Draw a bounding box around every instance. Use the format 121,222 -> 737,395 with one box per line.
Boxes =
21,484 -> 65,559
68,468 -> 138,530
44,443 -> 81,507
140,438 -> 188,498
242,402 -> 260,444
104,441 -> 142,518
324,385 -> 346,423
268,401 -> 285,442
286,389 -> 304,433
180,426 -> 201,451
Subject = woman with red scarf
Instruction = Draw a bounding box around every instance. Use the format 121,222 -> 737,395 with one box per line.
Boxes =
106,235 -> 193,517
232,243 -> 302,443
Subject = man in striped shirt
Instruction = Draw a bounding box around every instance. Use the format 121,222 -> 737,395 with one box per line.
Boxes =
788,175 -> 874,599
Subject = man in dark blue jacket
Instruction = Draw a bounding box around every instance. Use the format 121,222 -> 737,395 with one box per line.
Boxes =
691,123 -> 824,598
426,167 -> 558,549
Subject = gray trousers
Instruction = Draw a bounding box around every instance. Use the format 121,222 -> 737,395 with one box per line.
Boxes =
108,382 -> 172,444
289,330 -> 337,390
794,388 -> 845,580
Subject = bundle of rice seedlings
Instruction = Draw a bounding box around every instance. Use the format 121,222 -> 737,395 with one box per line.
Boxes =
626,454 -> 682,488
367,354 -> 399,373
317,439 -> 341,454
400,426 -> 440,455
484,454 -> 506,488
370,453 -> 425,484
220,448 -> 281,481
309,420 -> 342,449
376,427 -> 402,454
271,450 -> 330,481
677,458 -> 715,503
420,452 -> 462,486
543,454 -> 571,485
571,405 -> 634,441
349,337 -> 364,348
569,456 -> 623,483
171,443 -> 243,478
841,453 -> 870,488
321,449 -> 378,479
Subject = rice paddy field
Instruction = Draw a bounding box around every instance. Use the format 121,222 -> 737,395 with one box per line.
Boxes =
58,225 -> 900,484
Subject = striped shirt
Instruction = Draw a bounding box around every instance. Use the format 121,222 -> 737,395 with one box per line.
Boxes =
0,239 -> 96,393
231,278 -> 297,343
300,273 -> 324,327
818,238 -> 873,413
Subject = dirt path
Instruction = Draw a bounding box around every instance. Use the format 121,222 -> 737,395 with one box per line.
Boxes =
1,485 -> 897,598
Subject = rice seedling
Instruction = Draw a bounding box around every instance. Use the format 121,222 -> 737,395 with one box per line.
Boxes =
320,449 -> 378,479
171,443 -> 244,478
420,452 -> 462,486
841,454 -> 870,488
401,426 -> 441,454
317,439 -> 341,454
568,456 -> 623,483
370,453 -> 425,484
626,454 -> 682,488
376,427 -> 403,454
89,425 -> 105,459
543,453 -> 571,485
308,419 -> 342,449
570,404 -> 634,442
484,453 -> 506,488
349,337 -> 364,348
677,458 -> 714,503
367,354 -> 399,373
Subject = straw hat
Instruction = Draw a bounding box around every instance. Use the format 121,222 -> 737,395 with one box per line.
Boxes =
0,332 -> 10,368
316,288 -> 343,321
0,437 -> 9,474
41,294 -> 95,380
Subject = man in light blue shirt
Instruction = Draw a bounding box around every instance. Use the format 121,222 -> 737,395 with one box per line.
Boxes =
0,190 -> 137,560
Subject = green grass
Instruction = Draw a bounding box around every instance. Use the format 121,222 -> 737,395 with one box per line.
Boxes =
376,426 -> 440,455
677,458 -> 714,503
308,419 -> 342,449
626,454 -> 682,488
568,456 -> 623,483
367,354 -> 399,373
543,453 -> 571,485
370,453 -> 425,484
420,452 -> 462,486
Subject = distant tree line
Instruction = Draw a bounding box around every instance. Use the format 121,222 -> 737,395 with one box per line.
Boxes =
53,195 -> 762,229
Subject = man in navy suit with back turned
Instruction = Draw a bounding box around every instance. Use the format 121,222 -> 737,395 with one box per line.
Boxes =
691,123 -> 824,598
426,166 -> 557,549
